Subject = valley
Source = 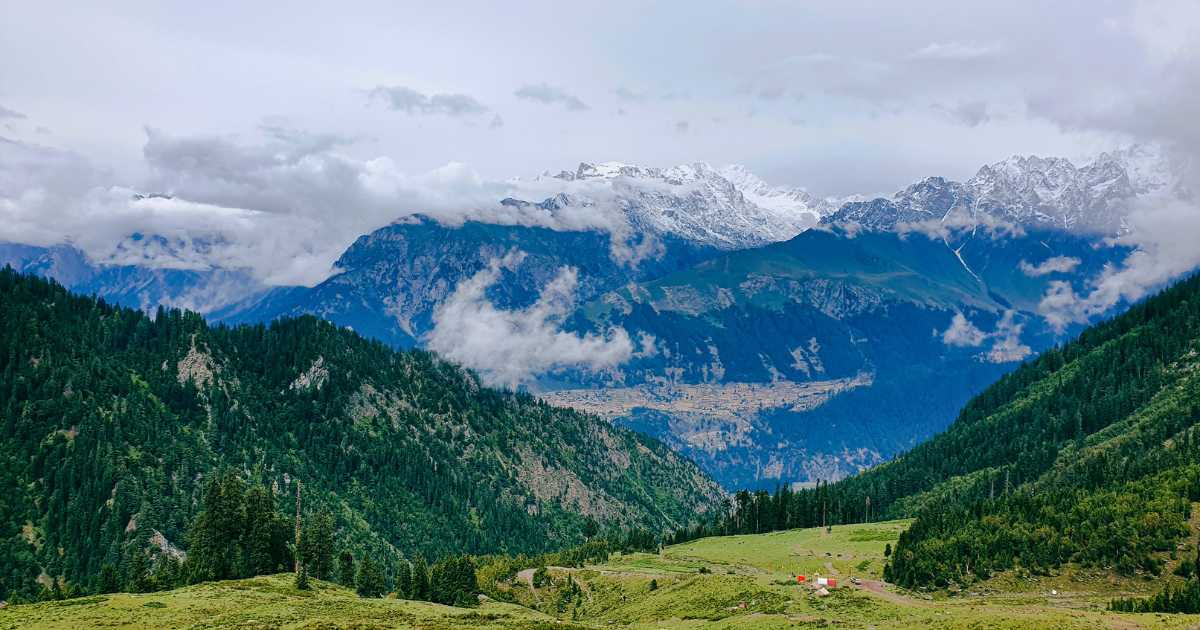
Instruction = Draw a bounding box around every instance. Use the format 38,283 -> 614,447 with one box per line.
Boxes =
5,4 -> 1200,627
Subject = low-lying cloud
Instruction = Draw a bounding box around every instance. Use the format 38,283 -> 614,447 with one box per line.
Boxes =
1038,197 -> 1200,331
940,312 -> 987,347
0,125 -> 688,287
426,251 -> 633,388
1019,256 -> 1081,277
939,310 -> 1031,363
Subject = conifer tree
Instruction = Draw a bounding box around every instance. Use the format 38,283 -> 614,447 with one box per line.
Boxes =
411,555 -> 430,601
97,563 -> 119,594
355,556 -> 386,598
301,510 -> 335,580
337,551 -> 356,588
395,560 -> 412,599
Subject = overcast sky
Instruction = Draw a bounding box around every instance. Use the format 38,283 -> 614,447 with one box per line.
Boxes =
4,1 -> 1193,193
1,0 -> 1197,286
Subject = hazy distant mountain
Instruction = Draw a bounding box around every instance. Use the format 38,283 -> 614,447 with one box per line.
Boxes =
824,147 -> 1174,235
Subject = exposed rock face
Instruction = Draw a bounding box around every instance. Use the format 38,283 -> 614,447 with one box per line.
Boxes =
177,335 -> 218,389
289,356 -> 328,391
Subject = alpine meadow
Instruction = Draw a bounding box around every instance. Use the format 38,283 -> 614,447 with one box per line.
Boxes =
3,2 -> 1200,628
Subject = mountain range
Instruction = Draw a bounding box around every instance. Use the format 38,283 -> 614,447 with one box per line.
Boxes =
0,148 -> 1181,488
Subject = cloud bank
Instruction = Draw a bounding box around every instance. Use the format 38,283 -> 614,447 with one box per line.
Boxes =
426,251 -> 633,387
0,125 -> 690,286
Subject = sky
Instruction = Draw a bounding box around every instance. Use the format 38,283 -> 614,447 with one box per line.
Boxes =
1,0 -> 1198,287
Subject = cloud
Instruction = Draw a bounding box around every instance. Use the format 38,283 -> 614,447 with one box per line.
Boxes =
986,310 -> 1031,363
0,122 -> 708,288
909,41 -> 1003,62
757,86 -> 786,101
940,312 -> 987,347
938,310 -> 1031,363
1024,3 -> 1200,329
932,100 -> 991,127
514,83 -> 589,111
426,250 -> 633,388
1019,256 -> 1080,277
895,209 -> 1024,242
367,85 -> 490,117
0,128 -> 511,286
613,86 -> 647,103
1038,197 -> 1200,330
0,105 -> 25,120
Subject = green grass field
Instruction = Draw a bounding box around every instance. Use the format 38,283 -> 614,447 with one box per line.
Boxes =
3,519 -> 1197,629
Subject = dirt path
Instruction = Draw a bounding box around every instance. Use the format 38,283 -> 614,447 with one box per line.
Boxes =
515,568 -> 537,589
853,580 -> 933,608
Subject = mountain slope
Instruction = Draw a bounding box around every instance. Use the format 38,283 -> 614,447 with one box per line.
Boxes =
741,272 -> 1200,587
542,226 -> 1123,487
0,269 -> 723,602
215,215 -> 722,347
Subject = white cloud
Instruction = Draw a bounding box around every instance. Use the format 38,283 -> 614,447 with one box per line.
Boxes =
909,41 -> 1003,62
1038,196 -> 1200,330
938,310 -> 1031,363
426,251 -> 634,388
940,312 -> 987,347
1019,256 -> 1081,277
0,126 -> 691,286
986,310 -> 1031,363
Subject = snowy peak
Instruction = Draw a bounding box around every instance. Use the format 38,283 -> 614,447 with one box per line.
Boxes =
824,147 -> 1174,236
520,161 -> 832,249
718,164 -> 841,223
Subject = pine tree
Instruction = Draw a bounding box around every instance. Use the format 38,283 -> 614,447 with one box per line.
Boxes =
301,510 -> 335,580
337,551 -> 356,588
97,563 -> 119,594
126,552 -> 152,593
242,484 -> 277,577
411,555 -> 430,601
295,564 -> 310,590
355,556 -> 386,598
395,560 -> 412,599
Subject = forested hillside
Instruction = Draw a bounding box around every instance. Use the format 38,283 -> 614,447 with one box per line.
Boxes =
684,272 -> 1200,590
0,269 -> 723,602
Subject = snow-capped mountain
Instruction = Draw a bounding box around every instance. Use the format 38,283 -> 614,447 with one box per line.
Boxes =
825,147 -> 1173,235
511,160 -> 833,251
718,164 -> 844,224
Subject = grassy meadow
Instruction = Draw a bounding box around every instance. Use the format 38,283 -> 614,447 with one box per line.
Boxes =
4,519 -> 1198,629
